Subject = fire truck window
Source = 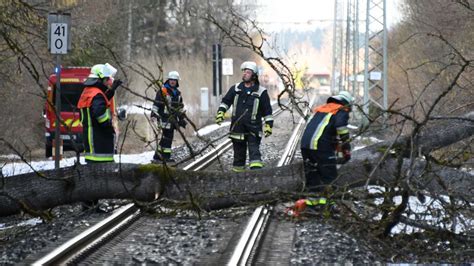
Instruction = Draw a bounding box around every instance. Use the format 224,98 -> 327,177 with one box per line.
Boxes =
52,84 -> 85,112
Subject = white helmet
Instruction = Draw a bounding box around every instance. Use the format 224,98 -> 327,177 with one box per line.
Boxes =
88,63 -> 117,79
167,71 -> 180,80
240,61 -> 258,73
331,91 -> 354,105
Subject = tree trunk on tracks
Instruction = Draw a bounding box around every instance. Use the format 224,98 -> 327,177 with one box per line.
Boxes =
1,112 -> 472,216
0,163 -> 306,216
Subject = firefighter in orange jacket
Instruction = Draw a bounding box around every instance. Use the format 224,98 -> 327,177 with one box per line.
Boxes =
77,63 -> 122,163
300,91 -> 354,191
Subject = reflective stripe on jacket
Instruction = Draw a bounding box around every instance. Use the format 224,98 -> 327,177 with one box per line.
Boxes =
300,102 -> 350,152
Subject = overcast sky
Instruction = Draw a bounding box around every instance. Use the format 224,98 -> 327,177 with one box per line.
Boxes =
256,0 -> 403,32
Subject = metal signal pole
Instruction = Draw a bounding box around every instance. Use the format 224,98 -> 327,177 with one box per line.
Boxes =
363,0 -> 388,125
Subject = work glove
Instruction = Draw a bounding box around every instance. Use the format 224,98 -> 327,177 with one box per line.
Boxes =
215,111 -> 225,125
178,118 -> 187,128
111,79 -> 123,91
342,142 -> 351,161
336,142 -> 351,164
263,123 -> 272,137
342,149 -> 351,162
336,149 -> 351,164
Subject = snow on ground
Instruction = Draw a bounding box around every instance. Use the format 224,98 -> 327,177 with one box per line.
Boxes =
353,135 -> 383,151
0,154 -> 21,160
0,217 -> 42,230
120,102 -> 199,116
2,151 -> 156,177
347,124 -> 358,130
119,103 -> 152,115
194,121 -> 230,136
366,186 -> 473,235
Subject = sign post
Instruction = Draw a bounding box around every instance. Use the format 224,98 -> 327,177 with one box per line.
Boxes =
212,44 -> 222,113
222,58 -> 233,96
48,12 -> 71,169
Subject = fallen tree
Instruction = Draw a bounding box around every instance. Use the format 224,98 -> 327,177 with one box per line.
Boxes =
0,162 -> 305,217
338,112 -> 474,196
0,111 -> 472,217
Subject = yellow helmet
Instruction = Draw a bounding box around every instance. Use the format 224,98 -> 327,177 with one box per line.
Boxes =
88,63 -> 117,79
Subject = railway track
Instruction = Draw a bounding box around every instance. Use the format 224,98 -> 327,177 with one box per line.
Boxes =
225,96 -> 315,265
30,103 -> 294,265
32,204 -> 140,265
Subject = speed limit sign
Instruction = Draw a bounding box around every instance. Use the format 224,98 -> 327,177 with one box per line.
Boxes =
48,13 -> 71,54
50,23 -> 68,54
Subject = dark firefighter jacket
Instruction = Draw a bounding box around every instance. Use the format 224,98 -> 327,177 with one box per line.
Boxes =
151,81 -> 184,130
218,82 -> 273,139
77,82 -> 115,162
300,101 -> 350,154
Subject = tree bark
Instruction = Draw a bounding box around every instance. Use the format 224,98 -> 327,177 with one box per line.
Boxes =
368,111 -> 474,157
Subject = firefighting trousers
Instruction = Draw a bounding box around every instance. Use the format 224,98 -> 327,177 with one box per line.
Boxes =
232,134 -> 262,167
157,128 -> 174,159
301,148 -> 337,192
82,116 -> 115,162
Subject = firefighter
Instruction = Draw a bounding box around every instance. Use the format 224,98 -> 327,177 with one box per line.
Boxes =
300,91 -> 354,191
77,63 -> 122,163
215,61 -> 273,172
151,71 -> 186,162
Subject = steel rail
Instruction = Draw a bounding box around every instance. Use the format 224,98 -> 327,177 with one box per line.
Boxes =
277,96 -> 316,167
227,95 -> 315,266
183,140 -> 233,171
227,205 -> 272,265
32,203 -> 139,265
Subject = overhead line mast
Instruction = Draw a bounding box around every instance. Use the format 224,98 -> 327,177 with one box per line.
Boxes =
331,0 -> 388,126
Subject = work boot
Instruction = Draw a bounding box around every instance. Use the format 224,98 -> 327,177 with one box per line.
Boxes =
232,166 -> 245,173
161,153 -> 175,163
153,153 -> 162,161
249,161 -> 264,170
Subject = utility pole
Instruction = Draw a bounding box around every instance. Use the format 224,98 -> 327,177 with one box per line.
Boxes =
344,0 -> 352,91
331,0 -> 344,94
331,0 -> 388,127
351,0 -> 360,96
212,44 -> 222,113
363,0 -> 388,126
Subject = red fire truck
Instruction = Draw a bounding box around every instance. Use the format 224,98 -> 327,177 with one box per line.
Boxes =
44,67 -> 117,157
